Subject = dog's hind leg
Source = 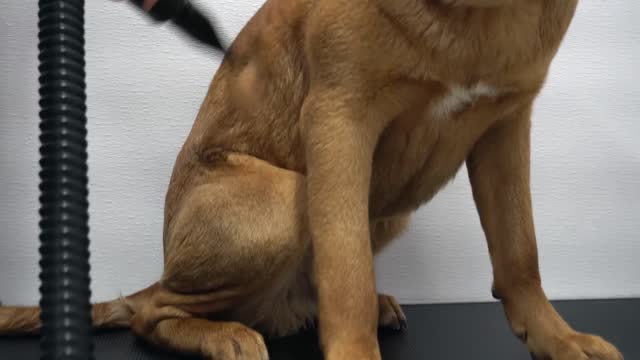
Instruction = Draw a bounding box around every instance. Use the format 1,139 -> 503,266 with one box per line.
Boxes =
130,297 -> 269,360
134,152 -> 411,358
129,152 -> 310,358
160,152 -> 310,299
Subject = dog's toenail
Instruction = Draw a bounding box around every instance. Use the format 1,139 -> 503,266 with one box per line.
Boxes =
516,331 -> 528,342
491,286 -> 501,300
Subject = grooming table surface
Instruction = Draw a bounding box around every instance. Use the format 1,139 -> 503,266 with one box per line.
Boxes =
1,299 -> 638,359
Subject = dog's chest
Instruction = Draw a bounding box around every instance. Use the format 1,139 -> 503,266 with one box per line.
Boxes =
430,82 -> 500,120
370,82 -> 503,216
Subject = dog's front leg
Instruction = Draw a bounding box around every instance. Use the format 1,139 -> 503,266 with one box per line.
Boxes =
467,105 -> 622,360
302,90 -> 387,360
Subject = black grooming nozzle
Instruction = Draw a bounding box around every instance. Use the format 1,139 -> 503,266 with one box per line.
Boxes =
173,2 -> 225,51
130,0 -> 225,52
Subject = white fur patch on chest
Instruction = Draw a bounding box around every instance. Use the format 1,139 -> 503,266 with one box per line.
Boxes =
430,82 -> 499,119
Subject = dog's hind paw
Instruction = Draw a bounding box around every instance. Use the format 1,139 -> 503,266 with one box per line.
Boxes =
203,323 -> 269,360
378,294 -> 407,332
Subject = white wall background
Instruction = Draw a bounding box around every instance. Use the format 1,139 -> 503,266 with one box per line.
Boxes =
1,1 -> 639,306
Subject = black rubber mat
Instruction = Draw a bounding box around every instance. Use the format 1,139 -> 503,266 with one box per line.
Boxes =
1,299 -> 638,359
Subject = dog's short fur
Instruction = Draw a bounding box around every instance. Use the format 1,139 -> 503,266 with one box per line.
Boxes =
0,0 -> 624,359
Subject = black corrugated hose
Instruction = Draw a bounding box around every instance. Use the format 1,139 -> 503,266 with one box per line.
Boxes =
37,0 -> 94,359
35,1 -> 222,358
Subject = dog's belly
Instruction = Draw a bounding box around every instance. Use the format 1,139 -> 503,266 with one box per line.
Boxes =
370,82 -> 503,217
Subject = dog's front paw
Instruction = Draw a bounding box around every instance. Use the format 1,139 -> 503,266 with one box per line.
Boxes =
325,342 -> 382,360
378,294 -> 407,332
324,330 -> 382,360
531,332 -> 623,360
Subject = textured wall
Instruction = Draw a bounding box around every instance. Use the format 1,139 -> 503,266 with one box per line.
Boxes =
1,1 -> 639,305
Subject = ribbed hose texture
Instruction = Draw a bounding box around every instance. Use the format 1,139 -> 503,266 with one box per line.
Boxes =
37,1 -> 94,359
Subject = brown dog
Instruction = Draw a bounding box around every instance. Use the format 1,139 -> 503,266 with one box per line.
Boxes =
0,0 -> 625,359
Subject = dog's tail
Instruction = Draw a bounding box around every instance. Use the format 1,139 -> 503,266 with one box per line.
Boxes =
0,283 -> 158,335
